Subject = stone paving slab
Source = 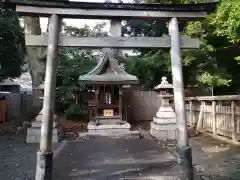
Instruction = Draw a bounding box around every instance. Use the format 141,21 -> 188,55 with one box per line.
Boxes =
53,136 -> 179,180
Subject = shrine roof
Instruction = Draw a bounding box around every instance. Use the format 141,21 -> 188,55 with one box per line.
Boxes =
79,50 -> 139,85
3,0 -> 218,13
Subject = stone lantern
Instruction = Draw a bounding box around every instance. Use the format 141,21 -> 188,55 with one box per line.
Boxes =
26,83 -> 60,143
150,77 -> 177,141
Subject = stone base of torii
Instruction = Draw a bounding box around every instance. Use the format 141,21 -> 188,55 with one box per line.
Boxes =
26,109 -> 62,143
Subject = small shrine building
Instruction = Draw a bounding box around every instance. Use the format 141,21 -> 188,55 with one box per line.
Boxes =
79,50 -> 139,129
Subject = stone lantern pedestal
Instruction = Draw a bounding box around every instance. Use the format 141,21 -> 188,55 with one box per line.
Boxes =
150,77 -> 177,141
26,84 -> 61,143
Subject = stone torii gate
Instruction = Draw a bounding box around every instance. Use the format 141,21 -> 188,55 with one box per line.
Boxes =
1,0 -> 217,180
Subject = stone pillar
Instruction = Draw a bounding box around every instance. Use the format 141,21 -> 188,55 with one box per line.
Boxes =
169,17 -> 194,179
150,77 -> 177,141
25,15 -> 62,144
35,14 -> 61,180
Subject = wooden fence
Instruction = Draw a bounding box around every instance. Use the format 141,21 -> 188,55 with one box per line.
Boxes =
186,95 -> 240,142
125,90 -> 240,142
0,92 -> 33,121
185,95 -> 240,143
123,90 -> 161,122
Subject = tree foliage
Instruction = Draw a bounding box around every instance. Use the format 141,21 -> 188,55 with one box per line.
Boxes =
62,22 -> 108,37
119,0 -> 240,95
0,6 -> 25,82
212,0 -> 240,44
56,48 -> 96,113
54,23 -> 108,114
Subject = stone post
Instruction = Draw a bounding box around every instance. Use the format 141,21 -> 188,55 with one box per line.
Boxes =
150,77 -> 177,141
169,17 -> 194,180
35,14 -> 60,180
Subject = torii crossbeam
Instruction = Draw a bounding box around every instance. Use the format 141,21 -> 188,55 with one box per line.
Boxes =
0,1 -> 218,180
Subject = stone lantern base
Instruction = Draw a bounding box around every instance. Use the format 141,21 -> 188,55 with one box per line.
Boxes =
26,110 -> 63,143
150,106 -> 178,141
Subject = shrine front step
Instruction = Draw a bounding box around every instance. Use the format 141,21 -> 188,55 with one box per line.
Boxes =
79,130 -> 140,139
88,121 -> 130,130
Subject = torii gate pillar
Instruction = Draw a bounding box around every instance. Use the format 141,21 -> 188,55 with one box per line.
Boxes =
35,14 -> 60,180
169,17 -> 193,179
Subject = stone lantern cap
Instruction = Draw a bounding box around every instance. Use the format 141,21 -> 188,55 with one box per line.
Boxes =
154,77 -> 173,90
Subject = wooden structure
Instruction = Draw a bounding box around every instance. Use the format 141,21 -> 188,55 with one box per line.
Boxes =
79,51 -> 138,123
0,0 -> 218,179
185,95 -> 240,143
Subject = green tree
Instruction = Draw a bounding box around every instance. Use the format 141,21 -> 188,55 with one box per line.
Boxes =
53,22 -> 107,114
198,71 -> 232,95
212,0 -> 240,44
62,22 -> 108,37
121,0 -> 237,95
0,5 -> 25,82
55,48 -> 97,115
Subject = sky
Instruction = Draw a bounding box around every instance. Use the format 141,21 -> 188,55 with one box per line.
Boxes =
40,0 -> 131,32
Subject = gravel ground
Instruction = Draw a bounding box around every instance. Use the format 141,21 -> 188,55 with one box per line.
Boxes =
190,134 -> 240,179
0,134 -> 59,180
1,131 -> 240,180
142,130 -> 240,179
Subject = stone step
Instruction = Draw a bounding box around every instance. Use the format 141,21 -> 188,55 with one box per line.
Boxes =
88,121 -> 131,130
79,130 -> 140,139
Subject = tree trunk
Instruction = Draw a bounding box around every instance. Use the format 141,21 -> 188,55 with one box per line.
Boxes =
22,0 -> 67,121
23,16 -> 46,121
